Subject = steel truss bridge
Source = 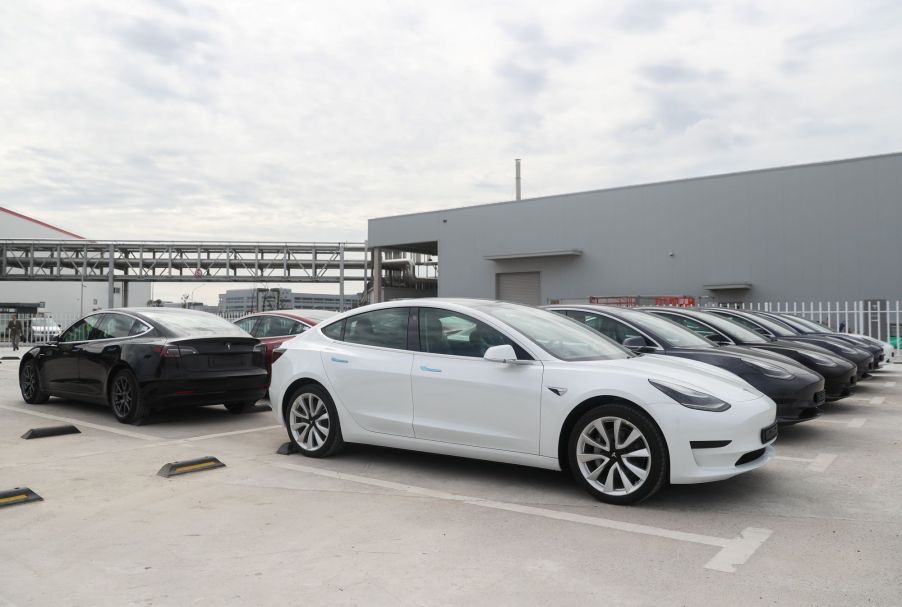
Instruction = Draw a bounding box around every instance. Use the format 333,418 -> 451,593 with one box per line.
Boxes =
1,239 -> 370,307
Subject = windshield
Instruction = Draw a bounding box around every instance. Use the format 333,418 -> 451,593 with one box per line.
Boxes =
479,303 -> 631,361
782,315 -> 831,333
693,311 -> 769,343
614,308 -> 714,348
737,313 -> 797,336
294,309 -> 337,323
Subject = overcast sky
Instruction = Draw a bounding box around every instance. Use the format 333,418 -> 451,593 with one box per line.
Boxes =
2,0 -> 901,246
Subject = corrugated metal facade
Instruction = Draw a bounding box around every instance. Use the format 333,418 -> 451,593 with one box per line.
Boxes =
368,152 -> 902,305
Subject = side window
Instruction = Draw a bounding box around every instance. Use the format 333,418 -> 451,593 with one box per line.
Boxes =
235,317 -> 259,335
61,315 -> 102,342
345,308 -> 410,350
94,314 -> 145,339
321,319 -> 344,340
256,316 -> 308,338
419,308 -> 525,359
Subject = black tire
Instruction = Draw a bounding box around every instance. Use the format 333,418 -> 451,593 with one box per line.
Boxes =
19,360 -> 50,404
567,403 -> 668,505
283,384 -> 344,457
224,401 -> 257,414
108,370 -> 150,425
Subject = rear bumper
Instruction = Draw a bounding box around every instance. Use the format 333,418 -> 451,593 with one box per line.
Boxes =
141,370 -> 269,409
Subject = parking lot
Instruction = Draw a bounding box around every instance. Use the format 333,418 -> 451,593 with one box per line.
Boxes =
1,350 -> 900,606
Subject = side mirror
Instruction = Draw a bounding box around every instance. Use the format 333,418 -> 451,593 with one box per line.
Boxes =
622,336 -> 647,351
49,334 -> 60,343
484,344 -> 518,363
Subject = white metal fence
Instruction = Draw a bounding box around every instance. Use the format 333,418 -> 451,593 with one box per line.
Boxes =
3,300 -> 902,348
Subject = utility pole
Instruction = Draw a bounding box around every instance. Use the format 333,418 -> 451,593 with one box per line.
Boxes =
515,158 -> 522,201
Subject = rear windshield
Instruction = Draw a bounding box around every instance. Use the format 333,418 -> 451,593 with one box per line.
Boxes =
139,310 -> 248,336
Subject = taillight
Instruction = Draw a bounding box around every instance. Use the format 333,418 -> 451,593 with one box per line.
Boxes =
152,345 -> 198,358
272,347 -> 285,363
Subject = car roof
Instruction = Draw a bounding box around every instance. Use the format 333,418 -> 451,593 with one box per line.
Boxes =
236,309 -> 338,324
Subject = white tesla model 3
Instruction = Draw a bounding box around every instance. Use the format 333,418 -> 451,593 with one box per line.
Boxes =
271,299 -> 777,504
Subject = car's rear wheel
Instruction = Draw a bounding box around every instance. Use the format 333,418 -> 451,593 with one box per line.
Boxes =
568,403 -> 668,505
284,385 -> 343,457
20,360 -> 50,404
109,370 -> 149,425
224,401 -> 257,414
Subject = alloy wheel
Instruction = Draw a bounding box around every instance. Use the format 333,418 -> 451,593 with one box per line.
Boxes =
576,416 -> 651,496
21,365 -> 36,400
289,392 -> 330,451
111,376 -> 133,418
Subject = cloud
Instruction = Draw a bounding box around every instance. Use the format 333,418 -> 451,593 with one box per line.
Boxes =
0,0 -> 899,254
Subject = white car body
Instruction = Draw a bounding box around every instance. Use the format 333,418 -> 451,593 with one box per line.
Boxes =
271,299 -> 777,485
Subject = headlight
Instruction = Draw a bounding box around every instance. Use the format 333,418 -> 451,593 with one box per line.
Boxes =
742,358 -> 795,379
801,351 -> 837,367
649,379 -> 731,412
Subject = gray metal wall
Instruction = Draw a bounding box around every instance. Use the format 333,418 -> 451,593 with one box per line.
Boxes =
368,153 -> 902,304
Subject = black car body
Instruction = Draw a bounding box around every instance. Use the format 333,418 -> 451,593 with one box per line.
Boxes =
758,312 -> 884,369
545,305 -> 826,425
18,308 -> 268,424
640,307 -> 857,400
705,308 -> 874,380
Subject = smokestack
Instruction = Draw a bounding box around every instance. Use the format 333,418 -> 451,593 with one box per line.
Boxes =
515,158 -> 521,201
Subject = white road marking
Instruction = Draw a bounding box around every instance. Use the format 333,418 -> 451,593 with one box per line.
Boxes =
870,396 -> 886,406
814,417 -> 867,428
773,453 -> 837,472
183,425 -> 281,442
0,404 -> 161,441
274,461 -> 771,573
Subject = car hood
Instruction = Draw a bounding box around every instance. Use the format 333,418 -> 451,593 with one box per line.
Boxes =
569,354 -> 765,403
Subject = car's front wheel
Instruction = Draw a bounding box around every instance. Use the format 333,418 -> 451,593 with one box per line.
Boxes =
567,403 -> 668,505
109,370 -> 149,425
20,360 -> 50,404
284,384 -> 343,457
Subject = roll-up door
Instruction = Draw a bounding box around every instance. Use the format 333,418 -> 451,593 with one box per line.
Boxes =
495,272 -> 540,305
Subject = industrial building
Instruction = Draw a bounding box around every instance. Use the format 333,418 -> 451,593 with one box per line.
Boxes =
0,207 -> 150,323
217,288 -> 360,316
367,152 -> 902,307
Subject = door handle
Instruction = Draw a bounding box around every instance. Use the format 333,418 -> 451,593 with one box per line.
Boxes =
420,365 -> 442,373
330,356 -> 349,364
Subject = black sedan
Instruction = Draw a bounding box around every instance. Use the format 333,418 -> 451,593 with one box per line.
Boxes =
545,305 -> 826,425
757,312 -> 885,369
18,308 -> 268,425
705,308 -> 874,380
640,307 -> 857,400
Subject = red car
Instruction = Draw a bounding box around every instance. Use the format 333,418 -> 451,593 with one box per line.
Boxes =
233,309 -> 337,393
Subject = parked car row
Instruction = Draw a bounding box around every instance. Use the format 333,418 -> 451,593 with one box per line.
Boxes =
17,300 -> 892,505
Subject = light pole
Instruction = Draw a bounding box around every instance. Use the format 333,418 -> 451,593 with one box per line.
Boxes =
188,284 -> 204,308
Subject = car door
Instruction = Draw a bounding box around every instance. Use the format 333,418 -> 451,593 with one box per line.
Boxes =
42,314 -> 102,395
320,307 -> 415,437
79,313 -> 150,398
411,307 -> 544,454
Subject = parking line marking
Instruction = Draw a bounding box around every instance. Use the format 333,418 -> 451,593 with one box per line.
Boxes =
774,453 -> 836,472
814,417 -> 866,428
0,404 -> 160,441
274,461 -> 772,573
183,425 -> 282,442
870,396 -> 886,406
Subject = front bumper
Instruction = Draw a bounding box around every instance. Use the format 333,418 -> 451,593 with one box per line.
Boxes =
657,394 -> 778,485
